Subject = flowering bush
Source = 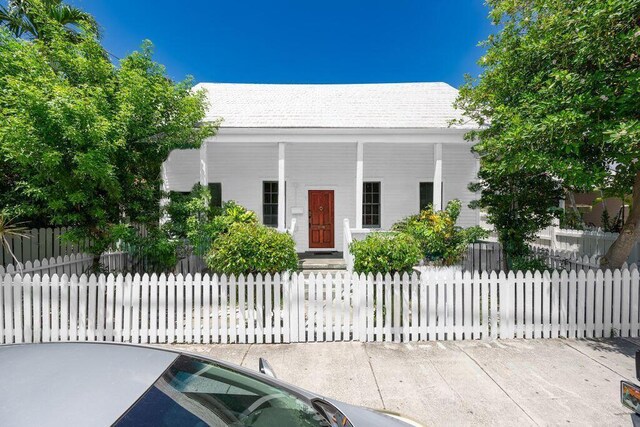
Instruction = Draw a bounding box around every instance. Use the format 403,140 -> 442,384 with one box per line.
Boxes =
392,200 -> 488,266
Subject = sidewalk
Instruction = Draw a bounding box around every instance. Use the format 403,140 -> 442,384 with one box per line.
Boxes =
161,338 -> 638,426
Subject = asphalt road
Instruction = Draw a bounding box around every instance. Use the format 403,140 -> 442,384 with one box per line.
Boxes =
161,338 -> 640,426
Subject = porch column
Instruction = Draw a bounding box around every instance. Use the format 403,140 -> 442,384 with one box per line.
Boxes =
433,143 -> 443,211
355,142 -> 364,229
278,142 -> 286,231
199,141 -> 208,186
160,163 -> 171,225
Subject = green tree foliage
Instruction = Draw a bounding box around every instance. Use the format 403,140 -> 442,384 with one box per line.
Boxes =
468,170 -> 562,267
205,223 -> 298,276
0,0 -> 99,40
392,200 -> 489,266
456,0 -> 640,268
0,3 -> 216,269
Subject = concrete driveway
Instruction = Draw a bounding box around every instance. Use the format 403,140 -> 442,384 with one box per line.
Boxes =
161,339 -> 639,426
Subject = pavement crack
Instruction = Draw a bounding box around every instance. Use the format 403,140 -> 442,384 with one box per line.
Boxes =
563,340 -> 633,381
454,342 -> 539,426
240,343 -> 253,366
363,344 -> 386,409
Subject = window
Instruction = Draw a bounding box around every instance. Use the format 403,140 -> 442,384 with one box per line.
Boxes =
263,181 -> 278,227
114,355 -> 328,426
419,182 -> 434,211
419,182 -> 443,211
208,183 -> 222,208
362,182 -> 381,228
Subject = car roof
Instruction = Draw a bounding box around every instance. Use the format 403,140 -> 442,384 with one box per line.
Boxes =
0,343 -> 178,427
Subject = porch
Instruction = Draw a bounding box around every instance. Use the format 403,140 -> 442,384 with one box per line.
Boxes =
162,133 -> 480,255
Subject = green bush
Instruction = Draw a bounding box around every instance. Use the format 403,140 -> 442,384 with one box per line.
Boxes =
509,255 -> 549,273
350,232 -> 422,275
392,200 -> 488,266
186,200 -> 258,256
205,223 -> 298,276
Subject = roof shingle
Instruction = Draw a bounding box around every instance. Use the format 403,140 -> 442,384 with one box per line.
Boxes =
194,82 -> 474,129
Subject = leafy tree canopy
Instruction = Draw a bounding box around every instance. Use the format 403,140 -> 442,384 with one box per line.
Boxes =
456,0 -> 640,267
0,1 -> 216,267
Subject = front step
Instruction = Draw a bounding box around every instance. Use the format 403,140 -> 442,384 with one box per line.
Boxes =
298,258 -> 347,274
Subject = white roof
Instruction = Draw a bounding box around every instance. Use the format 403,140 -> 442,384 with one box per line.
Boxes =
194,82 -> 474,129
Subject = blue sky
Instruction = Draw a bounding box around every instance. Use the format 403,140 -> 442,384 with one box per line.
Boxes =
72,0 -> 494,88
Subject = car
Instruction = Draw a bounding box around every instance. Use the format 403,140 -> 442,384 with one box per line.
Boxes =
621,350 -> 640,426
0,342 -> 421,426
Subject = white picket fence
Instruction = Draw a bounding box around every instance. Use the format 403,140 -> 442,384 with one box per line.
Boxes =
0,252 -> 204,277
0,253 -> 128,276
1,267 -> 639,345
535,226 -> 640,263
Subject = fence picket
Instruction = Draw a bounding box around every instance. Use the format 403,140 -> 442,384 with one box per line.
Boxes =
402,274 -> 411,342
307,274 -> 316,342
87,274 -> 97,341
202,274 -> 210,344
254,274 -> 262,344
621,269 -> 631,338
631,269 -> 640,338
264,274 -> 272,344
238,274 -> 246,344
149,274 -> 159,344
32,274 -> 42,343
69,275 -> 79,341
246,274 -> 254,344
221,275 -> 229,344
454,272 -> 463,340
229,274 -> 238,344
489,271 -> 498,339
513,271 -> 523,338
122,274 -> 133,343
22,275 -> 33,343
550,270 -> 559,339
603,269 -> 613,337
0,265 -> 637,345
166,274 -> 176,343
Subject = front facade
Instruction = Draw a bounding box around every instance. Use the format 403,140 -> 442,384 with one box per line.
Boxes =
162,83 -> 479,253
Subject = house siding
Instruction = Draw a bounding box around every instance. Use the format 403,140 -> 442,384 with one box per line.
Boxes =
163,149 -> 200,192
442,144 -> 479,227
163,138 -> 479,253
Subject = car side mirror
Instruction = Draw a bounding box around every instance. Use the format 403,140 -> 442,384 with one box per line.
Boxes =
259,357 -> 276,378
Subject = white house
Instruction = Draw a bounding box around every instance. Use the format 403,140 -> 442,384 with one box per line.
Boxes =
162,82 -> 479,254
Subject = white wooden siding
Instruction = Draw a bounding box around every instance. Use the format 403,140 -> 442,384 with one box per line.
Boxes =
207,142 -> 278,219
163,138 -> 479,252
285,143 -> 356,251
163,149 -> 200,192
363,143 -> 435,229
442,144 -> 479,227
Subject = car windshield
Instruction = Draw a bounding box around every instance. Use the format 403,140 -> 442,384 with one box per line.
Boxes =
114,355 -> 330,427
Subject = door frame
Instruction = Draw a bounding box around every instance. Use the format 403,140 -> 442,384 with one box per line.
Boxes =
307,189 -> 335,250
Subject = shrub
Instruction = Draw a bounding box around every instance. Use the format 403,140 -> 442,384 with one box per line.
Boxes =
392,200 -> 488,266
205,223 -> 298,276
509,255 -> 549,273
186,200 -> 258,256
350,232 -> 422,275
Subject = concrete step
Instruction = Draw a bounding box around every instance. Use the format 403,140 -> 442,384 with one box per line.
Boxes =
298,258 -> 347,274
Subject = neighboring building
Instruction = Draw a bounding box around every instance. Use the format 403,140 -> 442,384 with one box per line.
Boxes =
162,83 -> 479,253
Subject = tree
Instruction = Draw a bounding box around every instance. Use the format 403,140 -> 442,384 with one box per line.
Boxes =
456,0 -> 640,268
0,3 -> 216,270
0,0 -> 99,39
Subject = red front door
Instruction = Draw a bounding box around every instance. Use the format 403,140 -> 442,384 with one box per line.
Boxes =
308,190 -> 334,248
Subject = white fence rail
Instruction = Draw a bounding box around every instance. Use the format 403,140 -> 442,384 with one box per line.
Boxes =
1,267 -> 639,345
535,226 -> 640,263
0,252 -> 203,277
